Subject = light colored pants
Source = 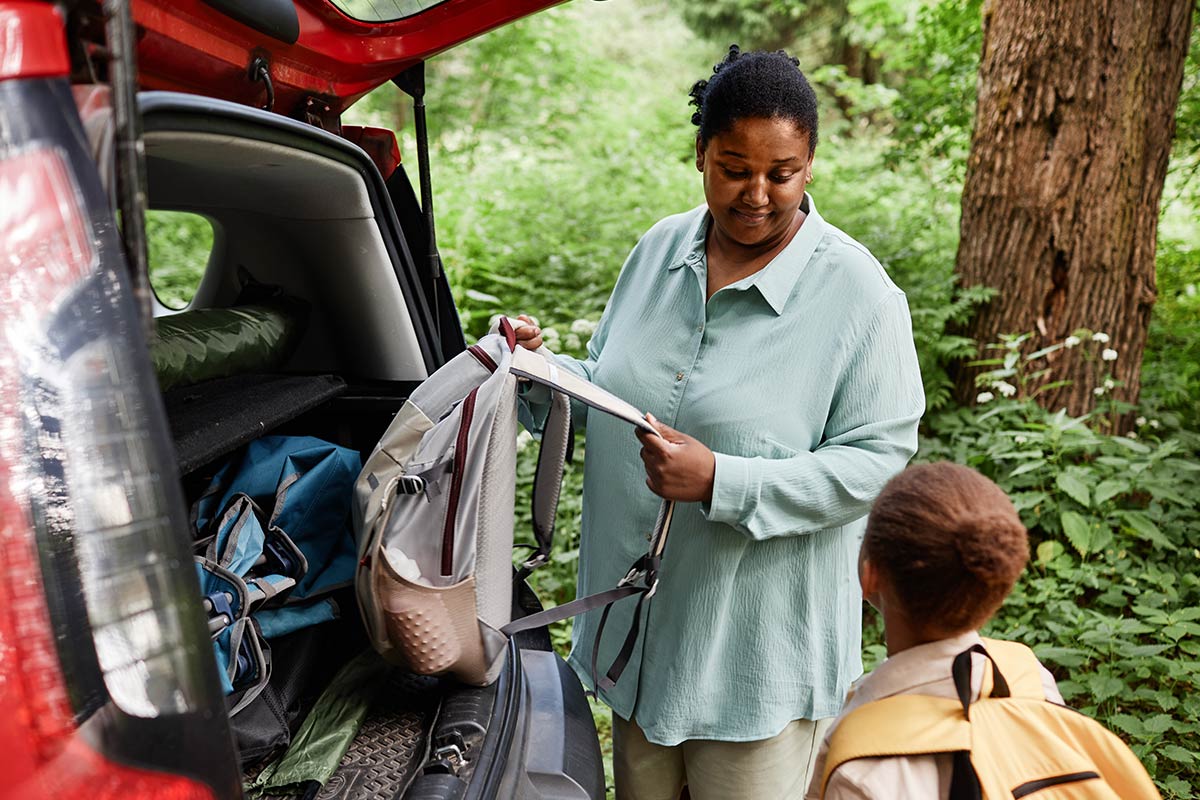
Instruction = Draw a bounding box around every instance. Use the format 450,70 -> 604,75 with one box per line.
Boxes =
612,715 -> 833,800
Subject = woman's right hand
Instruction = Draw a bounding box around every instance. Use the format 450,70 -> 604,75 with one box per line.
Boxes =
513,314 -> 543,350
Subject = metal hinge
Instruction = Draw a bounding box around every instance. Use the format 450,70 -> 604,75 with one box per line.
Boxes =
425,730 -> 469,774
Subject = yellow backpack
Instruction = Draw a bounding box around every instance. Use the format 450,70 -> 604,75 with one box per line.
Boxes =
821,638 -> 1160,799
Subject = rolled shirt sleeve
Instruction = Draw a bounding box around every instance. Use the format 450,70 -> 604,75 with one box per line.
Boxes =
703,291 -> 925,539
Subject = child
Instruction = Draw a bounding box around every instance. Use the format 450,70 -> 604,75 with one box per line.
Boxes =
806,462 -> 1156,799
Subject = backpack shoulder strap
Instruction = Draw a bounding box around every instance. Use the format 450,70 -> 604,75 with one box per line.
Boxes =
980,638 -> 1046,700
524,389 -> 571,570
822,694 -> 970,796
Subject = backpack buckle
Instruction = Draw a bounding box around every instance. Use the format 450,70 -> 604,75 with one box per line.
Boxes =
521,552 -> 549,571
616,566 -> 643,588
397,475 -> 427,495
616,554 -> 660,595
203,591 -> 235,637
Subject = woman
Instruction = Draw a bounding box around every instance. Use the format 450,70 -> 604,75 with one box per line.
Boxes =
516,46 -> 925,799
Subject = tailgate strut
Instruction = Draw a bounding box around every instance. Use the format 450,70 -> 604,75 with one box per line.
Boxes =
103,0 -> 154,339
394,63 -> 443,346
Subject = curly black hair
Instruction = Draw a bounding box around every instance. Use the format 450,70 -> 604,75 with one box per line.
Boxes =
689,45 -> 819,153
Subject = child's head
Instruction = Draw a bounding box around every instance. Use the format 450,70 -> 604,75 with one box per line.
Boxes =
861,462 -> 1028,638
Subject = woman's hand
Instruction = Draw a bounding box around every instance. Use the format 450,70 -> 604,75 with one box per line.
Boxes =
636,414 -> 716,503
513,314 -> 543,350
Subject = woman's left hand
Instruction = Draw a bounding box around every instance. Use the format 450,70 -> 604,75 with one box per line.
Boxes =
636,414 -> 716,503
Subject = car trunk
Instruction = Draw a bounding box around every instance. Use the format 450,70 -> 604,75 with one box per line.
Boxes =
133,91 -> 550,798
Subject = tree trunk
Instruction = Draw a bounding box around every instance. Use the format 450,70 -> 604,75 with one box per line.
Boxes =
953,0 -> 1194,416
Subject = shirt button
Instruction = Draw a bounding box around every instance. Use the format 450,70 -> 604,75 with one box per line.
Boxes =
675,371 -> 685,381
697,326 -> 704,333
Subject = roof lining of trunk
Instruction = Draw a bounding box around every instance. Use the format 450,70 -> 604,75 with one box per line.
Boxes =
146,132 -> 375,219
143,128 -> 429,381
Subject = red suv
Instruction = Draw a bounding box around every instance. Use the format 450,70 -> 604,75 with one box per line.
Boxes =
0,2 -> 603,798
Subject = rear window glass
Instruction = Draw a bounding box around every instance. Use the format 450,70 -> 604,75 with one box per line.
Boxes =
146,210 -> 214,310
329,0 -> 450,22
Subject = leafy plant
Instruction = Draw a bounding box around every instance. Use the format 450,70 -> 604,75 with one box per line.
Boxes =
915,397 -> 1200,796
145,210 -> 214,309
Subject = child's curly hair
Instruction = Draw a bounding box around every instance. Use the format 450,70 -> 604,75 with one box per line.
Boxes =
864,462 -> 1029,634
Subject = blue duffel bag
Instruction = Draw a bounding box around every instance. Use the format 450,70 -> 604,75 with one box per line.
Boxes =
192,435 -> 362,713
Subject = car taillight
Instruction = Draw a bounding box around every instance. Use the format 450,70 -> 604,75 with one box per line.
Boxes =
0,2 -> 71,81
1,106 -> 235,796
0,478 -> 211,800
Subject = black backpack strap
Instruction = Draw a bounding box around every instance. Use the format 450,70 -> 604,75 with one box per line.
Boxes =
949,751 -> 983,800
952,643 -> 1011,720
500,583 -> 644,635
503,500 -> 674,694
520,390 -> 572,575
946,642 -> 1007,800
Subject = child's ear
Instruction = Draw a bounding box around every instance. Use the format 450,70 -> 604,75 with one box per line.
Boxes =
860,557 -> 882,609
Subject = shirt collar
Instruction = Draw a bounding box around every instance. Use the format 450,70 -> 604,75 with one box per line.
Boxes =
849,630 -> 984,707
666,193 -> 827,316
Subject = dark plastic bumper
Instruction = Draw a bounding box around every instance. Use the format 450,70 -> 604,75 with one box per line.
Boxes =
512,649 -> 605,799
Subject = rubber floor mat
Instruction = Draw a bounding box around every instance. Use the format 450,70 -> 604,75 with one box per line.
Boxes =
260,670 -> 442,800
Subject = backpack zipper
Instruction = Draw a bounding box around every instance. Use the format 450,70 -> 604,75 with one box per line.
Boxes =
1011,771 -> 1100,798
441,387 -> 478,576
468,345 -> 498,373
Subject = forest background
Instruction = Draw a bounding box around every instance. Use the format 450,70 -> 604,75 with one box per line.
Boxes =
148,1 -> 1200,795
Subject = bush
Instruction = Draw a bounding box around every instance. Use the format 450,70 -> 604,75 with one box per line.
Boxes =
904,397 -> 1200,797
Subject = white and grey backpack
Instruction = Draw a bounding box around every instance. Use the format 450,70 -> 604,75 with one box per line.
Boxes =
354,318 -> 672,686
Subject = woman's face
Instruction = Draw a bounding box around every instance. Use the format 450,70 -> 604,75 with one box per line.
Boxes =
696,116 -> 813,251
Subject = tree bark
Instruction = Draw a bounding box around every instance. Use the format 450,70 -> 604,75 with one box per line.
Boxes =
953,0 -> 1194,416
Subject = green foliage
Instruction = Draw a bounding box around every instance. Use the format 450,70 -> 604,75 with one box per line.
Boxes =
671,0 -> 814,51
1142,237 -> 1200,429
145,210 -> 213,309
388,2 -> 710,339
884,0 -> 983,178
916,399 -> 1200,795
1168,10 -> 1200,206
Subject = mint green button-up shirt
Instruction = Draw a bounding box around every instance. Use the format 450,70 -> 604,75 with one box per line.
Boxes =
522,194 -> 925,746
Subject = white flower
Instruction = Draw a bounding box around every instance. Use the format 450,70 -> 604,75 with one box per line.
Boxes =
1064,335 -> 1081,348
1092,332 -> 1110,343
1093,386 -> 1106,397
1014,435 -> 1027,444
516,430 -> 534,452
570,318 -> 597,336
1149,419 -> 1161,429
1101,348 -> 1118,362
1135,416 -> 1147,426
1104,378 -> 1115,390
1126,431 -> 1138,440
541,327 -> 560,344
994,380 -> 1017,397
976,391 -> 994,404
564,332 -> 582,351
